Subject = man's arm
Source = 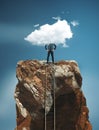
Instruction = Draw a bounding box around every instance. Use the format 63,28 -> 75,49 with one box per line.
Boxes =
54,44 -> 56,50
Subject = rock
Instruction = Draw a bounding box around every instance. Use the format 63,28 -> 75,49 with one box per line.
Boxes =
14,60 -> 92,130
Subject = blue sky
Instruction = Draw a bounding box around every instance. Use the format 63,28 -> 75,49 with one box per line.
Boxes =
0,0 -> 99,129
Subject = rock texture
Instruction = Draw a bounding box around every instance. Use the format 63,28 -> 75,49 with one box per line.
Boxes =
14,60 -> 92,130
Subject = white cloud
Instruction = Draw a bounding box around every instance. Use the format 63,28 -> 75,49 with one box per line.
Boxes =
0,72 -> 17,118
52,16 -> 61,20
24,19 -> 73,47
34,24 -> 39,27
71,20 -> 79,26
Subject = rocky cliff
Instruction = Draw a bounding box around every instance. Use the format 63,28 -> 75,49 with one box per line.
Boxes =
14,60 -> 92,130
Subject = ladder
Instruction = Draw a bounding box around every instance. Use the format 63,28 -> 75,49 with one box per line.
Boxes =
45,63 -> 56,130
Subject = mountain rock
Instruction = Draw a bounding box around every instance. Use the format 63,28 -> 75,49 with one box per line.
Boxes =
14,60 -> 92,130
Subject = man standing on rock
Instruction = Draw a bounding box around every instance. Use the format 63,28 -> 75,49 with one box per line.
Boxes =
45,43 -> 56,64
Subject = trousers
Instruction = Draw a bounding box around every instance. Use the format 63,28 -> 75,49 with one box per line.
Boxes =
47,51 -> 54,63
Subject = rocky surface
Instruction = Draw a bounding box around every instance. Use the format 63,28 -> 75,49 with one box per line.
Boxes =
14,60 -> 92,130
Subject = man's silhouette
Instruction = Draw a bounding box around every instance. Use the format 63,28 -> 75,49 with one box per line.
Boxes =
45,43 -> 56,63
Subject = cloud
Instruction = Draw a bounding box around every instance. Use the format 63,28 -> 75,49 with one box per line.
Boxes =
24,19 -> 73,47
34,24 -> 39,27
71,20 -> 79,26
52,16 -> 61,20
0,72 -> 17,118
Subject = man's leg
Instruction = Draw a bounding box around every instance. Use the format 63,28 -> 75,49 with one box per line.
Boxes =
47,51 -> 50,63
51,51 -> 54,63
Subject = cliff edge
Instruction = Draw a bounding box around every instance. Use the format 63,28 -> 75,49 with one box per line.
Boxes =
14,60 -> 92,130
